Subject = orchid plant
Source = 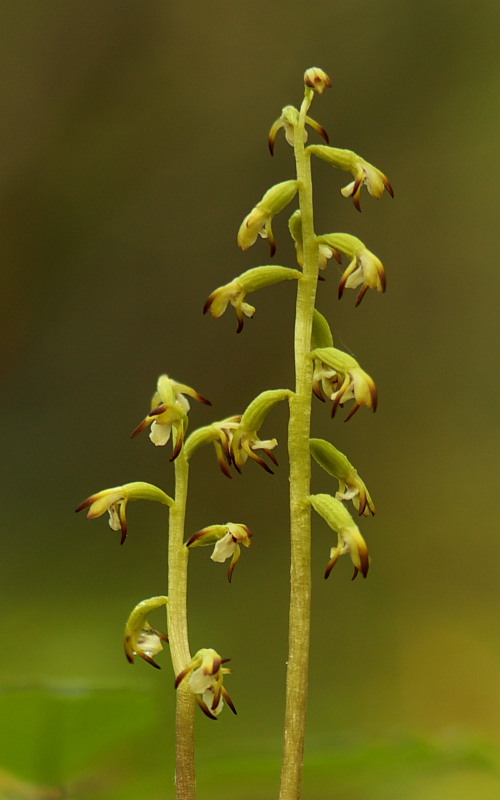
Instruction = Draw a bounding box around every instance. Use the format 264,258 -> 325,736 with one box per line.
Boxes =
76,67 -> 392,800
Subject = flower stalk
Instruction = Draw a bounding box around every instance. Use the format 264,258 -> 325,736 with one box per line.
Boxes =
168,450 -> 196,800
279,78 -> 322,800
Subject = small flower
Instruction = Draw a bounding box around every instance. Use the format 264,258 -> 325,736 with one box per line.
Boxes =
75,481 -> 173,544
268,106 -> 329,155
338,249 -> 385,306
123,596 -> 169,669
186,523 -> 252,582
310,348 -> 377,421
289,211 -> 341,272
324,524 -> 370,580
175,648 -> 236,720
184,416 -> 242,478
304,67 -> 332,94
309,493 -> 370,580
340,157 -> 393,212
204,266 -> 300,333
310,438 -> 375,517
131,374 -> 210,460
229,389 -> 291,474
204,282 -> 256,334
237,180 -> 298,256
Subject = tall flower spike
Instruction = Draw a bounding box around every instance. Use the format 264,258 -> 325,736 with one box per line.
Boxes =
307,145 -> 393,212
203,266 -> 300,333
230,389 -> 292,474
310,347 -> 377,421
175,648 -> 236,720
237,180 -> 298,256
124,596 -> 169,669
75,481 -> 174,544
310,438 -> 375,517
309,493 -> 370,580
186,523 -> 252,582
316,233 -> 386,306
131,374 -> 210,460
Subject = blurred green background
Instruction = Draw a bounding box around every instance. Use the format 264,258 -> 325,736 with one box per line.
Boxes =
1,1 -> 499,798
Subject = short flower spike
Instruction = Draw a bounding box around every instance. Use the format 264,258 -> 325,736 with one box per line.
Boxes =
124,596 -> 169,669
175,648 -> 236,720
186,523 -> 252,582
75,481 -> 173,544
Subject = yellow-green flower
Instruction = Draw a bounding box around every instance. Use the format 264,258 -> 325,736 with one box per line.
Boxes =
131,374 -> 210,460
123,596 -> 169,669
75,481 -> 173,544
175,648 -> 236,720
186,523 -> 252,582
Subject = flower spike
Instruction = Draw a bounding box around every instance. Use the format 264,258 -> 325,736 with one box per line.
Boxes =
175,648 -> 236,720
124,596 -> 169,669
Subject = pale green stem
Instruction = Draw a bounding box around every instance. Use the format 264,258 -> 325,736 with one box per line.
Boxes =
279,88 -> 319,800
168,449 -> 196,800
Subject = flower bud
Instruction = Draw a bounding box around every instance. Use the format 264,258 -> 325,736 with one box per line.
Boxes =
304,67 -> 332,94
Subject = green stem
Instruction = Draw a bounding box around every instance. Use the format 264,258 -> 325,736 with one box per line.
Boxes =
168,450 -> 196,800
279,88 -> 319,800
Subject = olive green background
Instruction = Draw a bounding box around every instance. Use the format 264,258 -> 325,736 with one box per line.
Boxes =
1,1 -> 499,798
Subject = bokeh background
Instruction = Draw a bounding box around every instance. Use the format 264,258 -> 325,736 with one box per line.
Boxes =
1,1 -> 499,798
